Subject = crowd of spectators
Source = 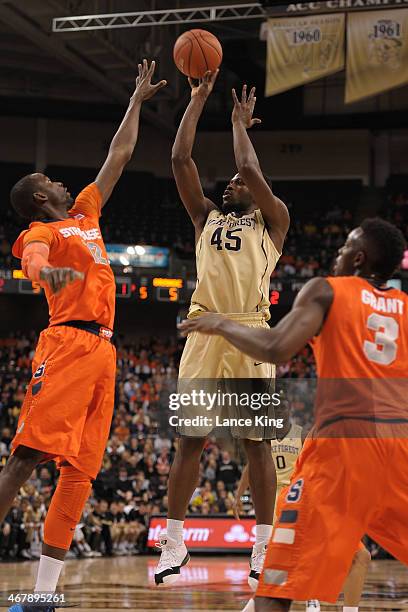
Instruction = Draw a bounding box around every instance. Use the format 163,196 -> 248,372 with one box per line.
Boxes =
380,190 -> 408,252
272,204 -> 353,278
0,331 -> 319,561
0,167 -> 406,274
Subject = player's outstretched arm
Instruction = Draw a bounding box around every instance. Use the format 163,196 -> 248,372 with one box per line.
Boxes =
95,59 -> 166,208
22,241 -> 84,294
172,71 -> 218,232
231,85 -> 289,254
178,278 -> 333,364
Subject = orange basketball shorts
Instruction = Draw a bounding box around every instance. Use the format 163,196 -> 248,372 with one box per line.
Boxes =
12,325 -> 116,479
257,420 -> 408,603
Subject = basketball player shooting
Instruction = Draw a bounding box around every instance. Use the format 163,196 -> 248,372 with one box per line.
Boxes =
155,76 -> 290,588
179,219 -> 407,611
0,60 -> 166,612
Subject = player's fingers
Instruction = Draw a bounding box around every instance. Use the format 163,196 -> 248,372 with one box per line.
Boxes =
53,274 -> 63,294
48,274 -> 57,294
63,270 -> 74,284
241,83 -> 247,103
60,269 -> 73,288
52,274 -> 64,294
138,63 -> 142,78
203,70 -> 212,83
147,59 -> 156,77
55,269 -> 65,284
152,80 -> 167,92
177,320 -> 192,330
188,77 -> 194,89
232,88 -> 239,106
67,269 -> 83,284
251,118 -> 262,125
59,271 -> 70,288
142,58 -> 148,77
211,68 -> 220,83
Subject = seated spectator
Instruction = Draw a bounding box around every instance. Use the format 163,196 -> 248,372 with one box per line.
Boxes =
116,467 -> 133,499
216,451 -> 240,491
114,419 -> 130,443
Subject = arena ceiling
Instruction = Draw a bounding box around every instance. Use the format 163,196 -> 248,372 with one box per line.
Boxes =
0,0 -> 407,133
0,0 -> 269,133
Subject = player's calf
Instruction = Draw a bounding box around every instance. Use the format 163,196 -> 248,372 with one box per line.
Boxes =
0,446 -> 45,524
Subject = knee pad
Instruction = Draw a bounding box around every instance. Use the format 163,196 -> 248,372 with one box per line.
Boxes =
44,465 -> 92,550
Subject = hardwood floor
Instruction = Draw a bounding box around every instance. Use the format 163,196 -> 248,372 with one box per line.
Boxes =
1,556 -> 407,611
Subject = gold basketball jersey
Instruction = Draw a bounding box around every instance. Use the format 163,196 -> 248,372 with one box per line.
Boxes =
188,209 -> 281,320
271,424 -> 303,488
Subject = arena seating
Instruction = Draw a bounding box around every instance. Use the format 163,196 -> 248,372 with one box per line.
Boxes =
0,333 -> 387,560
3,165 -> 406,276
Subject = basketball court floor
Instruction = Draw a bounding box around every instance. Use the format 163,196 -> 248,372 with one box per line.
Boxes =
1,556 -> 408,611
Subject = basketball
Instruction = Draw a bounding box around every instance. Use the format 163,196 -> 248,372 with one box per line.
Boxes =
173,29 -> 222,79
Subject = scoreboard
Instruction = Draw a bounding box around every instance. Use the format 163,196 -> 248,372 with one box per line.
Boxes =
114,276 -> 183,302
0,271 -> 185,303
2,270 -> 406,306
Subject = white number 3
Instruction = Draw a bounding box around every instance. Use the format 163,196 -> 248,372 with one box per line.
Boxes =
364,313 -> 399,366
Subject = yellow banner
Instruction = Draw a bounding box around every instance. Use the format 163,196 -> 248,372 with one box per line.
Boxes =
265,13 -> 345,97
346,9 -> 408,104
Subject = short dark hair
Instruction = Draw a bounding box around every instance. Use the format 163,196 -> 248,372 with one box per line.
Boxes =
10,174 -> 40,221
360,217 -> 406,280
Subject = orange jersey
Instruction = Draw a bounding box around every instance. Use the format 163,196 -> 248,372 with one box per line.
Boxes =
311,276 -> 408,425
12,183 -> 115,329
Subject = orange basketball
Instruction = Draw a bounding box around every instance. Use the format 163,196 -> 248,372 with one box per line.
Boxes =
173,29 -> 222,79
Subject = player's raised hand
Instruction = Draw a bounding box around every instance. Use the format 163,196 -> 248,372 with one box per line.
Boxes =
178,312 -> 226,336
133,59 -> 167,102
232,84 -> 262,129
189,69 -> 219,100
40,267 -> 84,295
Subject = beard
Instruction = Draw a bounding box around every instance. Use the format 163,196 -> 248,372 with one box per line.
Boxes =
221,198 -> 251,215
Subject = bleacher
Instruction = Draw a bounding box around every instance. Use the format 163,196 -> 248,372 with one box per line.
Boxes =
1,163 -> 406,276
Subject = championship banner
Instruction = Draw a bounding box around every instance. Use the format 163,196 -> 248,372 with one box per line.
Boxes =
265,13 -> 345,97
346,9 -> 408,104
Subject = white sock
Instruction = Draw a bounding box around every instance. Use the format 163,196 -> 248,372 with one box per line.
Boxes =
343,608 -> 358,612
34,555 -> 64,592
167,518 -> 184,543
255,523 -> 273,546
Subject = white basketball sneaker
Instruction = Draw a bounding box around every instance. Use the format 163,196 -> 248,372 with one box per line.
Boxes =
306,601 -> 321,611
154,532 -> 190,586
248,542 -> 268,591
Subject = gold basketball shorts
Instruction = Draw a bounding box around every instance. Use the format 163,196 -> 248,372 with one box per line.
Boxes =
176,312 -> 277,439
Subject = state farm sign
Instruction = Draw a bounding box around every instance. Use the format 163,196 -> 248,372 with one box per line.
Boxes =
148,516 -> 257,551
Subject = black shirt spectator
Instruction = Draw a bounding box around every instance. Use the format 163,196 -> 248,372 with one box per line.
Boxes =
216,451 -> 240,489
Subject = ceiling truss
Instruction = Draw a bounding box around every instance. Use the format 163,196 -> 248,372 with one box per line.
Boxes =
52,3 -> 265,32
